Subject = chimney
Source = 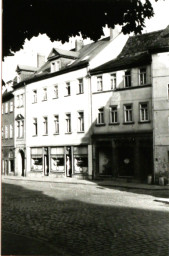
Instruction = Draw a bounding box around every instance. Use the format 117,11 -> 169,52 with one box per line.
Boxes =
37,53 -> 45,68
75,39 -> 84,51
110,26 -> 120,40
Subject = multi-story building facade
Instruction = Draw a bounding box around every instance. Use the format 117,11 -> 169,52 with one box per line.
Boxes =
2,88 -> 15,175
90,26 -> 169,183
3,25 -> 169,184
12,32 -> 129,179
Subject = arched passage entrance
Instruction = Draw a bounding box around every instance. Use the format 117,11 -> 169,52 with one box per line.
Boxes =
18,150 -> 25,176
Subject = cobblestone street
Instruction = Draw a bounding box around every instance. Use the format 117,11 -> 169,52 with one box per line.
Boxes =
2,179 -> 169,256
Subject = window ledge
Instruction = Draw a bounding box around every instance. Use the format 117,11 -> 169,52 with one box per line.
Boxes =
77,131 -> 85,133
65,132 -> 72,134
64,95 -> 71,97
109,122 -> 120,126
32,135 -> 38,137
76,92 -> 84,95
95,123 -> 106,127
138,120 -> 151,124
32,102 -> 37,104
43,134 -> 48,136
53,98 -> 59,100
42,100 -> 47,102
123,122 -> 135,125
53,133 -> 59,135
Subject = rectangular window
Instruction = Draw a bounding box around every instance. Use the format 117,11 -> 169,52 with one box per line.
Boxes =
65,82 -> 71,96
43,117 -> 48,135
124,104 -> 133,123
16,121 -> 20,138
97,108 -> 104,124
124,70 -> 131,88
33,90 -> 37,103
139,103 -> 149,122
20,120 -> 24,137
78,111 -> 84,132
5,102 -> 8,113
110,106 -> 118,123
54,115 -> 59,134
42,88 -> 47,101
97,76 -> 103,91
110,73 -> 116,90
33,118 -> 38,136
53,85 -> 58,99
9,124 -> 13,138
139,68 -> 146,85
78,79 -> 83,94
66,114 -> 71,133
10,101 -> 13,112
5,125 -> 8,138
20,94 -> 23,107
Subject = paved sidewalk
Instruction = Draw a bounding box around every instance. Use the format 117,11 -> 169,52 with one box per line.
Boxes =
2,175 -> 169,190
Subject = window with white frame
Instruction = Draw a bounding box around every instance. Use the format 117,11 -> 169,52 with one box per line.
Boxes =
16,94 -> 24,107
5,102 -> 8,113
43,117 -> 48,135
9,124 -> 13,138
32,90 -> 37,103
139,103 -> 149,122
33,118 -> 38,136
110,73 -> 116,90
97,76 -> 103,91
16,120 -> 24,138
54,115 -> 59,134
51,61 -> 60,72
78,111 -> 84,132
124,104 -> 133,123
97,108 -> 104,124
110,106 -> 118,123
42,88 -> 47,101
53,85 -> 58,99
5,125 -> 8,138
20,94 -> 23,107
65,82 -> 71,96
65,113 -> 71,133
139,68 -> 146,85
20,120 -> 24,137
78,79 -> 83,94
10,101 -> 13,112
124,70 -> 131,88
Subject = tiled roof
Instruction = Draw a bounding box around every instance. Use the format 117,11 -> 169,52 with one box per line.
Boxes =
91,52 -> 151,75
91,25 -> 169,74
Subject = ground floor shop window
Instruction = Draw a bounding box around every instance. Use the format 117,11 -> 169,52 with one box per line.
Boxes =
98,147 -> 112,175
51,147 -> 64,172
74,146 -> 88,174
31,148 -> 43,171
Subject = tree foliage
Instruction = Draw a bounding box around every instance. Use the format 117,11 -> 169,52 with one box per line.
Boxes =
2,0 -> 157,58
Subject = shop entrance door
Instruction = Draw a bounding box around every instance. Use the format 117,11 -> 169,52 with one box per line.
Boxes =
118,146 -> 134,177
66,147 -> 72,177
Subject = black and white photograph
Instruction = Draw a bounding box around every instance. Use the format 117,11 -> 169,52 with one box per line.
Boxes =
1,0 -> 169,255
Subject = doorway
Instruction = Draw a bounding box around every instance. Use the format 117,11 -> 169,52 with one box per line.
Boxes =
18,150 -> 25,176
118,146 -> 134,177
66,147 -> 72,177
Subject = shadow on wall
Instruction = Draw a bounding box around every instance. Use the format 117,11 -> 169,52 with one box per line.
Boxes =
2,181 -> 169,256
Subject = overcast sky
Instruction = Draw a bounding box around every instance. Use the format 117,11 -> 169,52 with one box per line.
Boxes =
2,0 -> 169,83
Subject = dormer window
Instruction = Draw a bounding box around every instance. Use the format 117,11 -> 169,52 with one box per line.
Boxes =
17,75 -> 21,83
51,61 -> 60,72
